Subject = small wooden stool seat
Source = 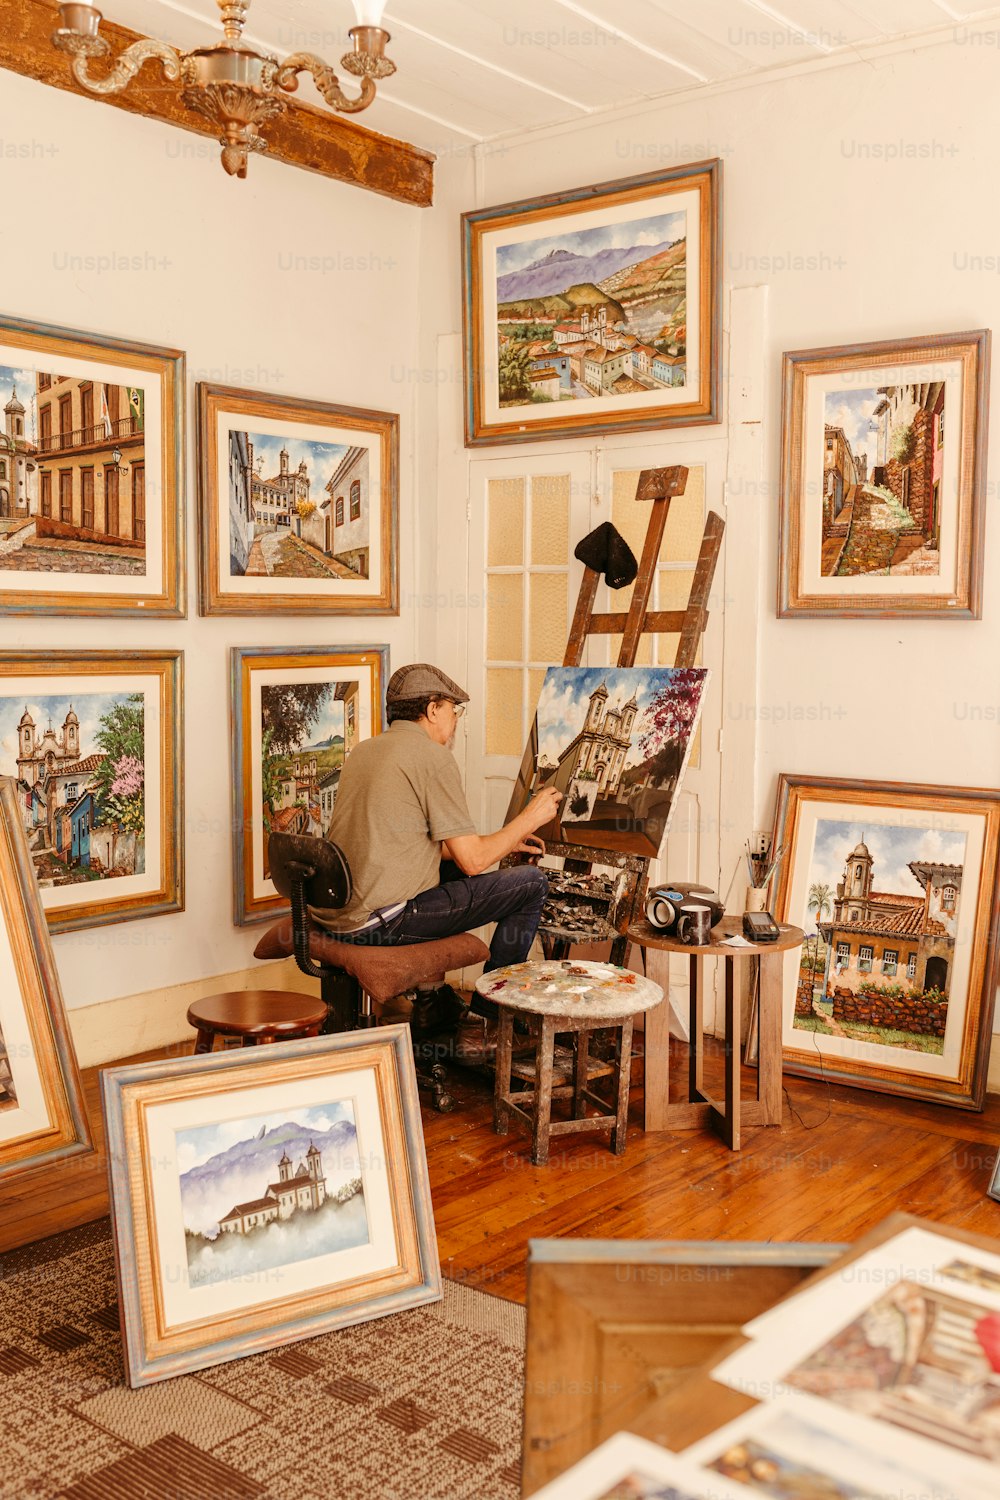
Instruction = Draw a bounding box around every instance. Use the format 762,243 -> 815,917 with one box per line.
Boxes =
476,959 -> 663,1166
187,990 -> 329,1053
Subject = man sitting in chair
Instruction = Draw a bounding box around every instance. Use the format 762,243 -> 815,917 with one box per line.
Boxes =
309,664 -> 561,989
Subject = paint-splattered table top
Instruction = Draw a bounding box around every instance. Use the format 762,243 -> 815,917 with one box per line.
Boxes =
475,959 -> 663,1020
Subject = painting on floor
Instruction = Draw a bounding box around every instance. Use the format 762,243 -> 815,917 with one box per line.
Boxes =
506,666 -> 708,858
103,1027 -> 441,1386
771,775 -> 1000,1108
778,330 -> 988,617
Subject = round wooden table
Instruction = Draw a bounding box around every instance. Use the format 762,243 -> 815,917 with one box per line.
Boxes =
187,990 -> 329,1052
475,958 -> 663,1166
627,916 -> 805,1150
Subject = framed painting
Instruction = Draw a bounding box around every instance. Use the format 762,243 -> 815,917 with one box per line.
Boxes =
0,312 -> 184,617
770,774 -> 1000,1109
197,383 -> 398,615
0,778 -> 91,1183
778,329 -> 989,618
0,650 -> 183,932
462,160 -> 721,445
505,666 -> 709,859
102,1024 -> 441,1386
230,645 -> 388,925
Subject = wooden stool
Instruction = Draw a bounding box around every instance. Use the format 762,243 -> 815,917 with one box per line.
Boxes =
187,990 -> 329,1053
476,959 -> 663,1166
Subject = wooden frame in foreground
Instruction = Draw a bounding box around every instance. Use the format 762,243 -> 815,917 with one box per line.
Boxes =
102,1025 -> 440,1387
521,1236 -> 845,1496
0,777 -> 91,1183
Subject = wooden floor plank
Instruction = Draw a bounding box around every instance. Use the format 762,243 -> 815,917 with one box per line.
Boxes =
2,1038 -> 999,1297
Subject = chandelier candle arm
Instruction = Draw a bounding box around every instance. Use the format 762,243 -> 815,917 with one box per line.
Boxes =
275,53 -> 376,113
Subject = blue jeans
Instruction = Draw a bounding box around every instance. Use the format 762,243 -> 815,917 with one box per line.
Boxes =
334,864 -> 549,972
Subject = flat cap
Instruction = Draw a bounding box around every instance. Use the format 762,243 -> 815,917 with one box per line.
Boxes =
386,662 -> 470,705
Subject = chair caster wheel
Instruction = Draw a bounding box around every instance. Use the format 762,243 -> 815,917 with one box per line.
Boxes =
428,1062 -> 448,1083
433,1088 -> 455,1113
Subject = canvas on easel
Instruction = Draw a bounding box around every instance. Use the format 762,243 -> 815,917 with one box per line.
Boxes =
503,464 -> 725,960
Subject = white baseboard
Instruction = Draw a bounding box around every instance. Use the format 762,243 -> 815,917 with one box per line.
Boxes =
68,957 -> 319,1069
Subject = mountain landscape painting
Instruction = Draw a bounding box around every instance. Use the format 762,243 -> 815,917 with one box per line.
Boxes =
178,1104 -> 368,1288
494,209 -> 688,411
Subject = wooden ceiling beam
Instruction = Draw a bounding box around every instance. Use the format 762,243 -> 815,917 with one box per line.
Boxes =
0,0 -> 434,207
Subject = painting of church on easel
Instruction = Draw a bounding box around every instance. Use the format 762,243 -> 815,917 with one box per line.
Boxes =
508,664 -> 708,858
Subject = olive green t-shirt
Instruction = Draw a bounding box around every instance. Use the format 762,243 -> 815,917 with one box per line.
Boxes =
310,720 -> 476,933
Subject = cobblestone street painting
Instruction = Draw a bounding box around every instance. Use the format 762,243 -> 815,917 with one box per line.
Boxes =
228,429 -> 370,583
820,384 -> 945,579
199,384 -> 398,615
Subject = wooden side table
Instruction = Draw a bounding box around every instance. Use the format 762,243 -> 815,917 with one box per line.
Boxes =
186,990 -> 328,1053
627,917 -> 804,1149
475,959 -> 664,1166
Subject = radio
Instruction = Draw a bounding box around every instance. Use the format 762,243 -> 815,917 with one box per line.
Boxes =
644,882 -> 724,936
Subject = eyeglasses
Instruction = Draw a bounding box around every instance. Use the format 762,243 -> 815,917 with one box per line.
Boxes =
451,703 -> 466,719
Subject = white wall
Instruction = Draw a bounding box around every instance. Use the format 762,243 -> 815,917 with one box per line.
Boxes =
0,70 -> 424,1018
423,34 -> 1000,1063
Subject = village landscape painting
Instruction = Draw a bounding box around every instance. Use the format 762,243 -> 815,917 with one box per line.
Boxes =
494,209 -> 689,412
795,819 -> 967,1057
507,666 -> 708,858
179,1104 -> 368,1288
227,427 -> 370,584
0,690 -> 147,889
463,163 -> 720,443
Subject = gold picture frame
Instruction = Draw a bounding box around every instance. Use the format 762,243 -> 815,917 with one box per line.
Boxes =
462,161 -> 721,445
0,778 -> 91,1182
777,330 -> 989,618
102,1025 -> 441,1386
0,650 -> 183,932
0,312 -> 185,617
197,382 -> 399,615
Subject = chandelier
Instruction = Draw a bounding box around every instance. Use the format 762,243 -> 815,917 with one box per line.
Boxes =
52,1 -> 396,179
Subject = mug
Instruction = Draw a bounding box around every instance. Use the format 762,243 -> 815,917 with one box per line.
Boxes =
745,885 -> 768,914
676,905 -> 712,945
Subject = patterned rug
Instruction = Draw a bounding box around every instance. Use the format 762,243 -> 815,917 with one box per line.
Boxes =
0,1220 -> 524,1499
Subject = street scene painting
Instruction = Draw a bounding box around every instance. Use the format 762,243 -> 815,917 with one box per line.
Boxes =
494,209 -> 688,411
463,163 -> 719,443
260,678 -> 360,877
820,382 -> 945,578
507,666 -> 708,858
778,331 -> 988,618
0,690 -> 147,889
178,1103 -> 368,1289
227,428 -> 370,583
795,819 -> 967,1057
199,384 -> 398,615
0,361 -> 147,574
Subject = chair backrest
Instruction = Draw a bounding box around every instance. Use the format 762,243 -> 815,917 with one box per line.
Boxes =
267,832 -> 352,912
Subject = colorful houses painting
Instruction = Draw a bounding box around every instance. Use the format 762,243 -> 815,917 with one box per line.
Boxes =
228,428 -> 370,582
821,382 -> 945,577
494,210 -> 688,410
0,692 -> 146,887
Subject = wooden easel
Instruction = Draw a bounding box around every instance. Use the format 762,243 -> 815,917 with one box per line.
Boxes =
536,463 -> 726,961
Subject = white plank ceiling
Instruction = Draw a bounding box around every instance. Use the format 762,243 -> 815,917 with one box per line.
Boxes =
88,0 -> 1000,154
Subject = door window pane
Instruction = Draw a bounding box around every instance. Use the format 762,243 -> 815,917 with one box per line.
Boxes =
487,477 -> 524,566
